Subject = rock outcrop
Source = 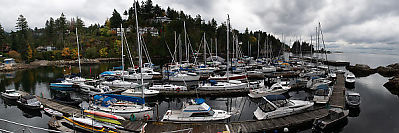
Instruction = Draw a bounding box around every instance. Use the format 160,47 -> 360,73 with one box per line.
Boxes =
346,64 -> 376,77
384,76 -> 399,96
377,63 -> 399,77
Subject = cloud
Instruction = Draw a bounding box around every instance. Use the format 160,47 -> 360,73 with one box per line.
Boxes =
1,0 -> 399,54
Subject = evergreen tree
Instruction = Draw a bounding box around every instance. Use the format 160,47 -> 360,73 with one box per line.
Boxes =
16,15 -> 29,32
109,9 -> 122,28
45,17 -> 56,45
75,16 -> 84,31
0,24 -> 6,46
55,13 -> 67,48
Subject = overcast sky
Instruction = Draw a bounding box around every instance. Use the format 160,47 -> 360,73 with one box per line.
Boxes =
1,0 -> 398,53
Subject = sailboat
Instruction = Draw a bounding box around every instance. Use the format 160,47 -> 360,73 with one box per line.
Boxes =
65,28 -> 87,84
198,15 -> 248,90
122,2 -> 159,98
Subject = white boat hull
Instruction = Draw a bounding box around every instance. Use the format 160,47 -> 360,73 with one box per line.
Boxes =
162,110 -> 231,122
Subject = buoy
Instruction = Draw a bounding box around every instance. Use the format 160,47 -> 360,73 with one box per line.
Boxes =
284,128 -> 289,132
143,114 -> 151,120
130,114 -> 136,121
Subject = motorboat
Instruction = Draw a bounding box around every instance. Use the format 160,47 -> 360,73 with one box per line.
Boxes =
345,74 -> 356,87
121,88 -> 159,97
149,84 -> 187,91
101,80 -> 139,88
313,108 -> 349,130
345,91 -> 360,107
44,108 -> 63,117
197,80 -> 248,90
17,95 -> 42,110
168,72 -> 200,81
1,89 -> 21,100
162,98 -> 231,122
248,83 -> 290,98
313,84 -> 333,104
50,80 -> 76,91
253,95 -> 314,120
307,77 -> 332,90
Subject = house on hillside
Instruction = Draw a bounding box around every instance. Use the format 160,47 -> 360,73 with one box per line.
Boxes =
139,27 -> 159,37
152,16 -> 172,23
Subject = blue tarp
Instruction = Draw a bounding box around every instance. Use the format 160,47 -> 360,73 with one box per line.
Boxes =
96,94 -> 145,104
209,80 -> 217,86
316,84 -> 329,90
265,95 -> 287,101
113,66 -> 123,70
100,71 -> 115,76
93,95 -> 103,100
195,98 -> 206,104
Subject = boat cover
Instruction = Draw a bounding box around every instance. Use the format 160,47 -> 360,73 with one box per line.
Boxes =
316,84 -> 329,90
195,98 -> 206,104
265,95 -> 287,101
95,94 -> 145,104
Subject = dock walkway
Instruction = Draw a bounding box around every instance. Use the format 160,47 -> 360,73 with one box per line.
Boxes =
330,74 -> 346,108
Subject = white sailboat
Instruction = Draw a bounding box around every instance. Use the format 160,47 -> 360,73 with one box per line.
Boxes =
122,1 -> 159,98
66,28 -> 86,84
198,15 -> 248,90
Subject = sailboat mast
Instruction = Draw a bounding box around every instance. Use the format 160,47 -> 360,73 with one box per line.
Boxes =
184,21 -> 188,62
134,1 -> 144,101
120,24 -> 125,81
226,15 -> 230,83
215,38 -> 218,58
203,32 -> 206,65
257,32 -> 260,59
75,28 -> 81,74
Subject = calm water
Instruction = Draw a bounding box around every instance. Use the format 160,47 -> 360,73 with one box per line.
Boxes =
1,52 -> 399,133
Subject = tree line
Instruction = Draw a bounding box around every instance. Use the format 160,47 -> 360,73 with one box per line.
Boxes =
0,0 -> 289,63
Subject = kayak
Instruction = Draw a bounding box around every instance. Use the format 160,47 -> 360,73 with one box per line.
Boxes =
84,110 -> 125,120
86,115 -> 122,125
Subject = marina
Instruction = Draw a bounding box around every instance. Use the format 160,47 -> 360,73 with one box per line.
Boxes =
2,0 -> 399,133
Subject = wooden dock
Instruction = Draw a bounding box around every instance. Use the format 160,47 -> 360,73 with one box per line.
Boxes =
329,73 -> 346,108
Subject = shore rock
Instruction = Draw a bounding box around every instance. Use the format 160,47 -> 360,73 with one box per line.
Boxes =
346,64 -> 376,77
384,76 -> 399,96
377,63 -> 399,77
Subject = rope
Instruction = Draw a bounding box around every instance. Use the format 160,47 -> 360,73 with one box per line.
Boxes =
0,118 -> 62,133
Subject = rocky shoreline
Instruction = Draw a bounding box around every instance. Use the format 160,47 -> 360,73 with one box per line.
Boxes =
0,58 -> 120,72
347,63 -> 399,93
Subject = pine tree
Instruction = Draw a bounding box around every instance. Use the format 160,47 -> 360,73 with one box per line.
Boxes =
109,9 -> 122,28
16,15 -> 29,32
55,13 -> 67,48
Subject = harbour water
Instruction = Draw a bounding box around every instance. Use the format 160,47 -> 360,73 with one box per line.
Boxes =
1,52 -> 399,132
